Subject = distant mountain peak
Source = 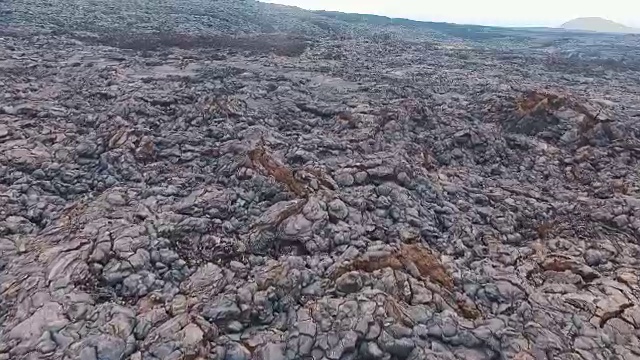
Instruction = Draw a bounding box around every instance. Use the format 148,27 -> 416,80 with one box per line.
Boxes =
560,17 -> 640,34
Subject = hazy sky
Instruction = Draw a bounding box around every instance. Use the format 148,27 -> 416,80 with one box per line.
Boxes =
262,0 -> 640,28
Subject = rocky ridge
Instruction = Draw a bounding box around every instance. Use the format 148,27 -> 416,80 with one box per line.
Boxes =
1,0 -> 640,359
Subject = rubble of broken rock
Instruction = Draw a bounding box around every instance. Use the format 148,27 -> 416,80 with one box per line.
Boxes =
2,1 -> 640,360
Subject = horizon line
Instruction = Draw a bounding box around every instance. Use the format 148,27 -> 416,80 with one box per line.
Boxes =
260,1 -> 640,29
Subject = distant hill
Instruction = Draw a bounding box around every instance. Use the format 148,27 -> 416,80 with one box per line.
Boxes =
560,17 -> 640,34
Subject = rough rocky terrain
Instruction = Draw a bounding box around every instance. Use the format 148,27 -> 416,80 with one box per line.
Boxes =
1,0 -> 640,359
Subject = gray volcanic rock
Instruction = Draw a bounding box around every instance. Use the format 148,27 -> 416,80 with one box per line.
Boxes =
1,1 -> 640,360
